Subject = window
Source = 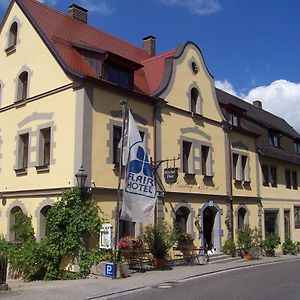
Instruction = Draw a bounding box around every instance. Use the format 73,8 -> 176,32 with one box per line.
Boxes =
292,171 -> 298,189
191,61 -> 198,74
294,143 -> 300,155
201,145 -> 212,176
113,126 -> 122,165
119,210 -> 135,238
175,207 -> 190,233
182,141 -> 193,174
190,88 -> 199,114
264,210 -> 279,236
262,165 -> 269,186
232,153 -> 250,182
237,207 -> 247,231
6,22 -> 17,54
17,133 -> 29,171
9,206 -> 23,242
113,125 -> 145,165
40,205 -> 51,239
294,206 -> 300,229
38,128 -> 51,167
285,169 -> 291,189
270,167 -> 277,187
269,132 -> 280,148
107,64 -> 131,88
17,71 -> 28,101
227,112 -> 239,126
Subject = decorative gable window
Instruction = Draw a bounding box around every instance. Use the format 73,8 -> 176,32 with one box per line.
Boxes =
269,132 -> 280,148
6,22 -> 18,54
107,64 -> 131,89
232,153 -> 250,182
190,87 -> 200,115
17,71 -> 28,101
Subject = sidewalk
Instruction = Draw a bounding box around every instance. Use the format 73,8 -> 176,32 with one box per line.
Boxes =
1,255 -> 300,300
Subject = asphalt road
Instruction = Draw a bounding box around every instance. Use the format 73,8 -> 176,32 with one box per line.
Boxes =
107,260 -> 300,300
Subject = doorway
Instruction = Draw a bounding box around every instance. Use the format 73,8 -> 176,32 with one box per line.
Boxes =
203,206 -> 217,250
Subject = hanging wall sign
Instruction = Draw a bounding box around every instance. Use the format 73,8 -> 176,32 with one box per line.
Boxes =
164,168 -> 178,184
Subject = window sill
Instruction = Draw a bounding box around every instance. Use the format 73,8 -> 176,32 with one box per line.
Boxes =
184,172 -> 195,178
203,174 -> 213,179
35,165 -> 49,173
14,168 -> 27,176
5,45 -> 16,55
295,224 -> 300,229
191,112 -> 202,118
271,184 -> 278,188
14,99 -> 26,108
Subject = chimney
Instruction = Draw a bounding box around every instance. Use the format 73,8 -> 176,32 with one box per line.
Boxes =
68,4 -> 88,24
253,100 -> 262,109
143,35 -> 156,57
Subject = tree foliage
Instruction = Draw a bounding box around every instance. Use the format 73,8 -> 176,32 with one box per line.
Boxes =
0,188 -> 107,280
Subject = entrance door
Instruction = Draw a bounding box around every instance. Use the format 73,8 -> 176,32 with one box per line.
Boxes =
203,207 -> 216,250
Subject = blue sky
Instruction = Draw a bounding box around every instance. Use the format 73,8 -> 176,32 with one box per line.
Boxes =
1,0 -> 300,130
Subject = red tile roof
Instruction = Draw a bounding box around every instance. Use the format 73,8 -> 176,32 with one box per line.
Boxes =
16,0 -> 175,95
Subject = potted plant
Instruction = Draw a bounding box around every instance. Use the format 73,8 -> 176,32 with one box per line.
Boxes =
223,240 -> 236,257
261,234 -> 280,257
143,222 -> 177,268
282,240 -> 298,255
237,225 -> 253,258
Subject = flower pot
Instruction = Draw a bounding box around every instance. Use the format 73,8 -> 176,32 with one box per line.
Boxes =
155,258 -> 166,268
243,252 -> 253,260
117,262 -> 130,278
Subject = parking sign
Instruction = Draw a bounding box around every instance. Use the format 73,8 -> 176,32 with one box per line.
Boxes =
104,263 -> 115,278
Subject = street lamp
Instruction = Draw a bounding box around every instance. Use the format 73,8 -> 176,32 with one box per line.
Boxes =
75,165 -> 87,188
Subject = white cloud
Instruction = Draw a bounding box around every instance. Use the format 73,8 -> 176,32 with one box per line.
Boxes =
79,0 -> 114,15
161,0 -> 221,16
215,79 -> 238,96
216,79 -> 300,132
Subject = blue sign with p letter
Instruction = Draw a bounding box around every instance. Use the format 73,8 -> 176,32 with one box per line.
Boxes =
104,263 -> 115,278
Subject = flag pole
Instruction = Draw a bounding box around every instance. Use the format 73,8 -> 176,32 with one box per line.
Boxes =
113,99 -> 127,279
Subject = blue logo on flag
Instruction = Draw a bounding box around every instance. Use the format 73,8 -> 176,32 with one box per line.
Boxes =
125,143 -> 155,198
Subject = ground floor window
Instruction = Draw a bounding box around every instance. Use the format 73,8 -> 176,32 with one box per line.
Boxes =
294,206 -> 300,229
175,206 -> 190,233
237,207 -> 247,231
119,215 -> 135,238
40,205 -> 52,239
264,210 -> 279,236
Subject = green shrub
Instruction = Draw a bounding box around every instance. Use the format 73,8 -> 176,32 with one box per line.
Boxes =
282,240 -> 299,255
223,240 -> 236,257
143,222 -> 178,259
262,234 -> 281,257
237,225 -> 253,250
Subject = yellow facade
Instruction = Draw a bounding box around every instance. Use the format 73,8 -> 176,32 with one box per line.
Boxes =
1,0 -> 300,256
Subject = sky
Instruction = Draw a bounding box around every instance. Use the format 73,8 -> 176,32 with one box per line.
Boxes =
1,0 -> 300,131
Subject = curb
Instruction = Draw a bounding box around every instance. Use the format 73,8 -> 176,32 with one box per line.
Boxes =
84,256 -> 300,299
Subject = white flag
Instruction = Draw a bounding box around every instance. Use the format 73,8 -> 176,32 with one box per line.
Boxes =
120,110 -> 157,223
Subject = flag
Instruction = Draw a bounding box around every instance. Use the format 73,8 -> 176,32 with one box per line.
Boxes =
120,110 -> 157,223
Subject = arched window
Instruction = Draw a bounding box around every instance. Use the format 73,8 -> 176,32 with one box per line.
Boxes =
175,206 -> 190,233
9,206 -> 23,242
191,88 -> 199,114
40,205 -> 52,239
237,207 -> 247,231
17,71 -> 28,101
8,22 -> 18,50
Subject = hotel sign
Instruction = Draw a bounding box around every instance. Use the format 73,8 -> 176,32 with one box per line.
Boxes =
164,168 -> 178,184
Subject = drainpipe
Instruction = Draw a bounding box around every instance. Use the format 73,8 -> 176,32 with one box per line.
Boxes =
222,121 -> 234,241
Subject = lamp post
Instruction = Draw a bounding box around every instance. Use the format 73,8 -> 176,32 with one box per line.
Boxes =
75,165 -> 87,189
